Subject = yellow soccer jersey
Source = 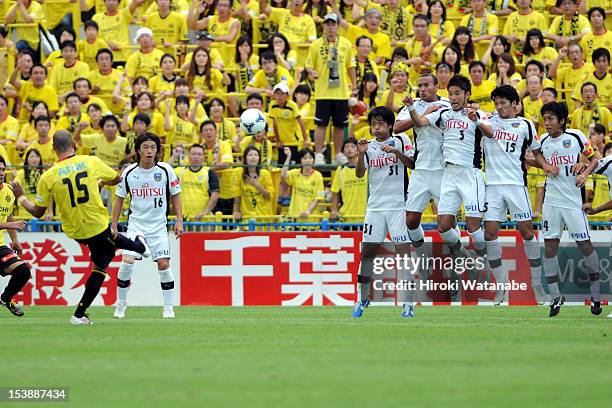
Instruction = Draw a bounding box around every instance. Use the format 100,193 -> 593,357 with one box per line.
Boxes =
330,164 -> 367,221
588,173 -> 612,221
212,118 -> 237,144
503,11 -> 548,57
306,36 -> 356,100
25,141 -> 58,167
35,155 -> 118,239
555,63 -> 592,111
167,116 -> 198,147
269,100 -> 303,146
77,37 -> 110,70
87,68 -> 128,114
5,1 -> 44,48
235,168 -> 275,218
573,72 -> 612,109
48,61 -> 90,97
570,106 -> 612,136
174,166 -> 218,219
239,136 -> 274,166
145,11 -> 188,56
203,140 -> 234,200
354,58 -> 380,86
581,31 -> 612,64
207,15 -> 240,69
191,68 -> 225,96
159,99 -> 208,123
248,66 -> 295,91
470,80 -> 497,113
341,24 -> 391,61
18,84 -> 59,122
548,15 -> 591,38
128,111 -> 166,138
269,8 -> 317,65
125,48 -> 165,80
0,183 -> 15,247
93,9 -> 133,62
521,47 -> 558,65
149,74 -> 178,96
0,114 -> 19,142
79,133 -> 128,167
526,166 -> 546,216
286,168 -> 324,217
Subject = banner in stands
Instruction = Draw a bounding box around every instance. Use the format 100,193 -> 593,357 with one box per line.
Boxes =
0,233 -> 180,306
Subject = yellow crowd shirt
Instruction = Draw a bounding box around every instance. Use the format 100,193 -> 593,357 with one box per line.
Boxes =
470,80 -> 497,112
48,61 -> 91,97
5,1 -> 44,48
35,155 -> 118,240
580,31 -> 612,63
174,166 -> 217,218
330,164 -> 367,220
125,48 -> 165,80
207,15 -> 240,68
87,69 -> 128,114
306,36 -> 356,100
248,66 -> 295,91
269,8 -> 317,65
367,3 -> 413,42
286,168 -> 324,217
573,72 -> 612,108
341,24 -> 391,61
167,116 -> 198,147
554,62 -> 592,111
26,140 -> 58,166
235,168 -> 275,217
145,11 -> 188,56
92,9 -> 133,62
570,105 -> 612,135
77,37 -> 110,70
587,173 -> 612,220
239,136 -> 274,166
79,133 -> 128,167
503,11 -> 548,57
203,140 -> 235,199
191,68 -> 225,96
0,183 -> 15,247
548,14 -> 591,38
18,83 -> 60,122
269,100 -> 303,146
0,114 -> 20,142
149,75 -> 177,96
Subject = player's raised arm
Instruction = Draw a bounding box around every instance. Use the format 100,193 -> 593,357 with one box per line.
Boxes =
403,95 -> 434,128
355,139 -> 368,178
11,181 -> 46,219
467,108 -> 494,138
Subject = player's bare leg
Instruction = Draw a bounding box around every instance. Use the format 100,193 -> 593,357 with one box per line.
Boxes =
543,239 -> 564,317
575,240 -> 602,316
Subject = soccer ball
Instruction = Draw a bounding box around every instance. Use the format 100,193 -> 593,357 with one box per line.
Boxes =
240,108 -> 267,135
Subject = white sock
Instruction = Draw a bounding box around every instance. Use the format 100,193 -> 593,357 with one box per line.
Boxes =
469,228 -> 486,256
408,226 -> 424,243
485,239 -> 506,284
440,228 -> 462,255
117,262 -> 134,303
523,236 -> 542,284
158,268 -> 175,306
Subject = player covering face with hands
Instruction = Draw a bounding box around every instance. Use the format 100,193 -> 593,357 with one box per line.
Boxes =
352,106 -> 416,319
112,133 -> 183,319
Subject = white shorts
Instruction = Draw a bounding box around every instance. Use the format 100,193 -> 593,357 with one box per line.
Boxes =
362,210 -> 409,243
438,164 -> 486,218
484,185 -> 533,222
406,169 -> 443,213
123,227 -> 171,261
541,204 -> 590,241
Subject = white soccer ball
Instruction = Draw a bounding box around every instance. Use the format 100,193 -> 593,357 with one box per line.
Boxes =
240,108 -> 267,135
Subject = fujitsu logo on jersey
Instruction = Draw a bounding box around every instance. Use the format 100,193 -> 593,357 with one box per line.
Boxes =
369,154 -> 398,168
446,119 -> 469,129
547,151 -> 576,166
131,183 -> 165,198
493,130 -> 519,142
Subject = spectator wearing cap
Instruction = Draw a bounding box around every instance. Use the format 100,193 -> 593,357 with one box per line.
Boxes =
132,0 -> 188,58
332,4 -> 391,65
382,62 -> 413,113
305,12 -> 356,165
93,0 -> 134,66
182,32 -> 225,72
188,0 -> 240,69
125,27 -> 165,84
269,82 -> 308,165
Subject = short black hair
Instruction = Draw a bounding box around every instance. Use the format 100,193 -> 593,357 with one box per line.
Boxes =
540,102 -> 569,128
87,103 -> 102,112
294,84 -> 311,96
84,20 -> 99,31
588,6 -> 606,20
246,93 -> 264,104
260,50 -> 276,64
468,60 -> 486,73
133,112 -> 151,126
448,75 -> 472,93
342,137 -> 358,151
368,106 -> 395,127
491,84 -> 520,104
593,123 -> 606,135
200,120 -> 217,132
34,115 -> 51,127
31,63 -> 47,75
525,59 -> 545,73
100,114 -> 120,128
592,47 -> 610,64
96,48 -> 114,61
175,95 -> 190,106
135,133 -> 161,162
0,25 -> 7,38
60,40 -> 77,51
65,92 -> 80,102
355,35 -> 372,47
543,87 -> 558,98
296,148 -> 315,162
189,143 -> 205,152
435,62 -> 453,72
73,77 -> 91,89
418,72 -> 438,85
0,94 -> 8,105
413,13 -> 428,24
581,81 -> 598,93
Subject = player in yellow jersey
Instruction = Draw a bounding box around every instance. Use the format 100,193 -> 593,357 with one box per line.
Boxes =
12,131 -> 148,325
0,157 -> 31,317
330,138 -> 367,223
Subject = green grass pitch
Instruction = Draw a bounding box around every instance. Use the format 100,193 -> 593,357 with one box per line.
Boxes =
3,306 -> 611,408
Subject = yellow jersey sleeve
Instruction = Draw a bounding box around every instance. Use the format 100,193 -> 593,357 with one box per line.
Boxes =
330,168 -> 341,194
90,155 -> 119,182
286,168 -> 300,186
220,140 -> 234,164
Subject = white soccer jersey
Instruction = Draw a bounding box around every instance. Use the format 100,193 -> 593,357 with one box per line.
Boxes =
426,108 -> 489,169
484,115 -> 540,186
396,97 -> 451,170
364,134 -> 414,211
116,162 -> 182,234
540,129 -> 596,210
594,155 -> 612,200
